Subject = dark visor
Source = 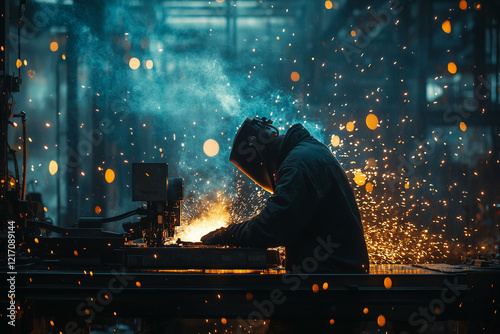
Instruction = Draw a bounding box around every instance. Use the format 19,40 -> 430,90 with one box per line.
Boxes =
229,117 -> 278,193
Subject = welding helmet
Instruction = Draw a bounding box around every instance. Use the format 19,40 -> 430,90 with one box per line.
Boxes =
230,117 -> 279,193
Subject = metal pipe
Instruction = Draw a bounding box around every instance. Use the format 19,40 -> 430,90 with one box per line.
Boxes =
21,111 -> 26,200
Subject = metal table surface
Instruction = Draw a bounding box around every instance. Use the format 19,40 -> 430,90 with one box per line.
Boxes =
1,263 -> 499,333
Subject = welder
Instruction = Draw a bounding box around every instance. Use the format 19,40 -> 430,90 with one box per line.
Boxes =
201,116 -> 369,274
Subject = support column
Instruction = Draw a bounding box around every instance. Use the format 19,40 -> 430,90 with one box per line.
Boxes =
65,20 -> 80,227
1,0 -> 10,204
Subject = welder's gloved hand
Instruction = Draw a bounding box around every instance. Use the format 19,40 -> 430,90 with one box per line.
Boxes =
201,227 -> 229,245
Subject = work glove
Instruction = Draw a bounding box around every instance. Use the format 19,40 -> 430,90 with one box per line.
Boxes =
201,227 -> 229,245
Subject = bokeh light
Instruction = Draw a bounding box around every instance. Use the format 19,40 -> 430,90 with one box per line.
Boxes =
442,20 -> 451,34
49,160 -> 58,175
129,57 -> 140,70
50,42 -> 59,52
146,60 -> 153,69
460,121 -> 467,131
377,315 -> 386,327
346,121 -> 355,132
365,182 -> 373,192
325,1 -> 333,9
203,139 -> 220,157
448,62 -> 457,74
354,171 -> 366,186
384,277 -> 392,289
459,0 -> 467,10
290,71 -> 300,82
365,114 -> 379,130
105,169 -> 115,183
330,134 -> 340,147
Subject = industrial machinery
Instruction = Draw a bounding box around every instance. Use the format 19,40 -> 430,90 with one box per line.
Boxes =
11,162 -> 281,271
77,162 -> 184,247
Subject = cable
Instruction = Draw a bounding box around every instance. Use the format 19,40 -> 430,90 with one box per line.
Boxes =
100,211 -> 136,223
268,124 -> 280,136
99,207 -> 145,224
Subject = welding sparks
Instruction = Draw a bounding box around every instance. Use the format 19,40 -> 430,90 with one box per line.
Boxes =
176,199 -> 230,242
19,0 -> 497,267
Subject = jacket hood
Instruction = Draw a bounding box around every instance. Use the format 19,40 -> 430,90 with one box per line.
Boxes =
276,124 -> 311,170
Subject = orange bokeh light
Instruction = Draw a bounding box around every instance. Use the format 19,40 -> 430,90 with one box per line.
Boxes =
460,122 -> 467,132
330,134 -> 340,147
105,169 -> 115,183
377,315 -> 386,327
50,42 -> 59,52
448,62 -> 457,74
442,20 -> 451,34
354,171 -> 366,186
384,277 -> 393,289
366,114 -> 379,130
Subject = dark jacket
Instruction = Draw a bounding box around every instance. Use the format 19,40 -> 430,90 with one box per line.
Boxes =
223,124 -> 369,273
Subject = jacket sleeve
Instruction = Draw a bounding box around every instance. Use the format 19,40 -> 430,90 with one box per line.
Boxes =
223,166 -> 320,248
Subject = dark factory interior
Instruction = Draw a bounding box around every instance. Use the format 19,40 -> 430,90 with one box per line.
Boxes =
1,0 -> 500,333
